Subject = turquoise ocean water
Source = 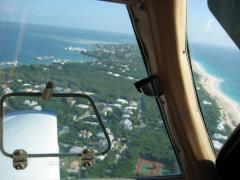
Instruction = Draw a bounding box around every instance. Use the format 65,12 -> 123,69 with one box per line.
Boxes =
0,21 -> 136,65
189,42 -> 240,105
1,21 -> 240,106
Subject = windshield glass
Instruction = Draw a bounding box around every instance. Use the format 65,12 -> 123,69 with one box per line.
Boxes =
0,0 -> 181,179
188,0 -> 240,153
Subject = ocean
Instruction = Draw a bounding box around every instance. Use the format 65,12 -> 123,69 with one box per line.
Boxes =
1,21 -> 240,107
0,21 -> 136,65
189,42 -> 240,105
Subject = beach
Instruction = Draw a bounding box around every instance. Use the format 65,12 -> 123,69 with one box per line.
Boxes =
192,60 -> 240,128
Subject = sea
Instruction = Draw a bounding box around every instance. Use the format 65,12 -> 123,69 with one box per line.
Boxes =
0,21 -> 136,65
189,42 -> 240,105
1,21 -> 240,106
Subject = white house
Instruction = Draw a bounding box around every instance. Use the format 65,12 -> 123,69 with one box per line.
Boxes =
122,119 -> 133,130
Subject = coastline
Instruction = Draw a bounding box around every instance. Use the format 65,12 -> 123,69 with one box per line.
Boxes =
192,60 -> 240,129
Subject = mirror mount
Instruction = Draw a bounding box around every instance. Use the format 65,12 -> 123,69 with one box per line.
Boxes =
12,149 -> 28,170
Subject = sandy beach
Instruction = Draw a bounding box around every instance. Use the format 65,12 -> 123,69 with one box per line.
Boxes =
192,60 -> 240,129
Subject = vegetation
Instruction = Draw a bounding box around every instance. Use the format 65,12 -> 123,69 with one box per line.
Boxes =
0,44 -> 180,178
193,72 -> 232,147
0,43 -> 232,178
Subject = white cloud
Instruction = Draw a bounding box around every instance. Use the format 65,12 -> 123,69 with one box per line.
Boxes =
205,18 -> 214,32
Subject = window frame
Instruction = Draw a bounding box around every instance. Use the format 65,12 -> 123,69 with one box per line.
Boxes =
126,5 -> 184,179
186,41 -> 217,156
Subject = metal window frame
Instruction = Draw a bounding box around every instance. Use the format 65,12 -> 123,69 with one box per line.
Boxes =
127,4 -> 184,178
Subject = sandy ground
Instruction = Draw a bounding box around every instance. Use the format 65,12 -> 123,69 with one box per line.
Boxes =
192,60 -> 240,128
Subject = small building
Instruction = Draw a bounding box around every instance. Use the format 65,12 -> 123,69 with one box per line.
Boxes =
129,101 -> 138,107
33,106 -> 42,111
78,130 -> 92,139
102,107 -> 113,116
122,119 -> 133,130
111,104 -> 122,108
24,100 -> 38,106
69,146 -> 84,154
116,98 -> 128,104
122,114 -> 131,119
3,87 -> 12,94
75,104 -> 89,109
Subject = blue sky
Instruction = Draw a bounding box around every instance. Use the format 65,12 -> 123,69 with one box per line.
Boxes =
188,0 -> 237,48
0,0 -> 237,47
0,0 -> 133,34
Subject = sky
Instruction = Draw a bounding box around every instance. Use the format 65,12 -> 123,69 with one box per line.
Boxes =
188,0 -> 237,48
0,0 -> 237,47
0,0 -> 134,34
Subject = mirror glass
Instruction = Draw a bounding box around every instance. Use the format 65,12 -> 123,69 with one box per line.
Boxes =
2,95 -> 109,155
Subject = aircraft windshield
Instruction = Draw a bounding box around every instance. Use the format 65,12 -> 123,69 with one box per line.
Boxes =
188,0 -> 240,153
0,0 -> 181,179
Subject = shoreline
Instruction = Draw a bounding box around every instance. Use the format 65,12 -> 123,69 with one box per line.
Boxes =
192,60 -> 240,129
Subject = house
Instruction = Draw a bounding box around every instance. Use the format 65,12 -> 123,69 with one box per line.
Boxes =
122,119 -> 133,130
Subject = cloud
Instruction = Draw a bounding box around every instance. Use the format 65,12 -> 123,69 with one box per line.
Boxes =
204,18 -> 214,32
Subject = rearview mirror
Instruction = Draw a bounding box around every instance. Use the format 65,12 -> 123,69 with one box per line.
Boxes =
0,91 -> 111,170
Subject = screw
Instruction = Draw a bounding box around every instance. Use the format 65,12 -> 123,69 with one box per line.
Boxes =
83,162 -> 91,168
83,149 -> 90,154
15,164 -> 24,170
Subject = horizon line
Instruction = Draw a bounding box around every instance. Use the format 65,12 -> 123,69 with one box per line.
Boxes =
0,19 -> 135,37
